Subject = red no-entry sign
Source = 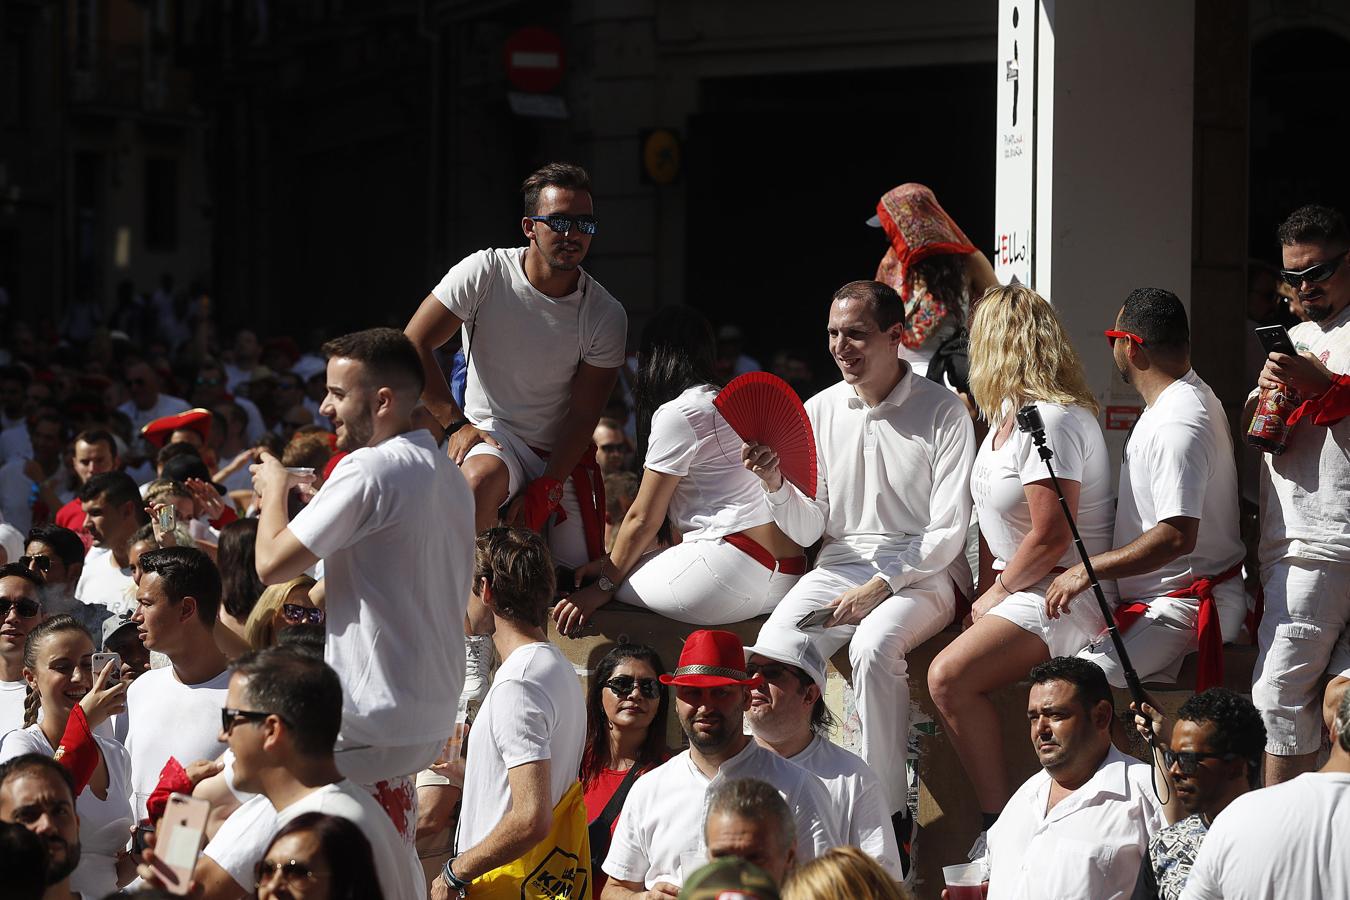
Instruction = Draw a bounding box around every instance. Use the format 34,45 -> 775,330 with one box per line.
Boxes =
504,27 -> 565,94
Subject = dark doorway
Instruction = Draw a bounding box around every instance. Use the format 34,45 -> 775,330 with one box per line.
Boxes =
1249,28 -> 1350,260
685,63 -> 995,389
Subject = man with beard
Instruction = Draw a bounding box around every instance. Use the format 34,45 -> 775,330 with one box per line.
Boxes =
404,162 -> 627,705
24,525 -> 111,642
742,631 -> 901,879
983,658 -> 1161,899
73,472 -> 147,618
0,754 -> 83,900
601,629 -> 840,900
1045,289 -> 1245,691
1130,689 -> 1265,900
1245,204 -> 1350,785
252,328 -> 474,819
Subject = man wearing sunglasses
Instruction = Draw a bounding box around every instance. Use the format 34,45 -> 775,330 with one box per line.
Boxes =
405,162 -> 627,706
0,565 -> 44,733
1247,204 -> 1350,787
1129,688 -> 1264,900
1046,289 -> 1245,694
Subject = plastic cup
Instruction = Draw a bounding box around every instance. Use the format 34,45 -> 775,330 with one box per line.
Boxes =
943,862 -> 987,899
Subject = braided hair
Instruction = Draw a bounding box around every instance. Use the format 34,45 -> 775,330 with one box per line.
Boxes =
21,615 -> 93,729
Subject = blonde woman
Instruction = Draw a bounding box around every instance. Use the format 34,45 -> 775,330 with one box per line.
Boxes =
927,284 -> 1116,845
243,575 -> 321,649
782,846 -> 910,900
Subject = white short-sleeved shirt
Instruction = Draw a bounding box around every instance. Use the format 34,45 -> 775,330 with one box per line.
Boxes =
1259,304 -> 1350,566
457,642 -> 585,851
288,430 -> 474,748
973,403 -> 1115,571
987,746 -> 1162,900
643,385 -> 776,542
1115,371 -> 1245,623
123,665 -> 231,819
74,547 -> 137,617
1180,771 -> 1350,900
431,247 -> 627,451
0,725 -> 134,898
0,680 -> 25,734
603,739 -> 842,889
789,734 -> 902,879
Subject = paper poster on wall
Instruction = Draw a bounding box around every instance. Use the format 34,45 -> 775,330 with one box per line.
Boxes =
993,0 -> 1035,287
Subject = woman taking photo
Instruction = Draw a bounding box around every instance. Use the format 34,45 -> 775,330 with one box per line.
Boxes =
0,614 -> 133,896
927,284 -> 1116,848
581,644 -> 669,899
553,307 -> 804,632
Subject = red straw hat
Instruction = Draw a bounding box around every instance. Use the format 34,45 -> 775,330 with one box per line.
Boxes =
659,630 -> 763,688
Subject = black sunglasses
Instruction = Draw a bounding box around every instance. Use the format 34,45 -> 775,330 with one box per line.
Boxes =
746,662 -> 795,683
18,554 -> 51,573
282,603 -> 324,625
1162,748 -> 1239,775
603,675 -> 661,700
256,858 -> 328,884
221,707 -> 275,735
1280,250 -> 1349,288
528,213 -> 598,236
0,598 -> 42,618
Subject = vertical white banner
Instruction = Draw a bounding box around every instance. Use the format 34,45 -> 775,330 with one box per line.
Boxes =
994,0 -> 1035,287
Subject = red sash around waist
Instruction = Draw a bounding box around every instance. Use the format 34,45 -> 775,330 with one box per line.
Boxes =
722,531 -> 808,576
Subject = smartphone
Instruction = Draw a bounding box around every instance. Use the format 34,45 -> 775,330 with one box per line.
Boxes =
1255,324 -> 1297,356
156,505 -> 177,533
91,651 -> 121,680
796,607 -> 835,630
150,793 -> 210,894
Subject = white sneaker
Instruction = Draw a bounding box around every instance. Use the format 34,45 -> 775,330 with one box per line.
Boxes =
461,634 -> 493,703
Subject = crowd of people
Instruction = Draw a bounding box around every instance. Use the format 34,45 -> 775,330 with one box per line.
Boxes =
0,160 -> 1345,900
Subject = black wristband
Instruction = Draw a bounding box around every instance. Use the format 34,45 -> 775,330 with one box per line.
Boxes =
444,418 -> 471,434
442,856 -> 471,891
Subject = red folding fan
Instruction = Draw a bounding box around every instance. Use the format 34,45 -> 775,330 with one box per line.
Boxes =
713,372 -> 817,499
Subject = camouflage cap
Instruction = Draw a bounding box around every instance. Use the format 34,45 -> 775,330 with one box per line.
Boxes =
678,858 -> 781,900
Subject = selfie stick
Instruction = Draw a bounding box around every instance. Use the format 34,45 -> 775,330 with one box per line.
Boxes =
1014,404 -> 1149,713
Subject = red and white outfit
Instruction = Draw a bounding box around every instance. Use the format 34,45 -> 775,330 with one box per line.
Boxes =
1079,370 -> 1246,689
614,385 -> 803,624
431,247 -> 627,568
753,369 -> 975,814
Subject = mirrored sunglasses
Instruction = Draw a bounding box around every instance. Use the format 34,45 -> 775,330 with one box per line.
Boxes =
603,675 -> 661,699
282,603 -> 324,625
528,213 -> 598,236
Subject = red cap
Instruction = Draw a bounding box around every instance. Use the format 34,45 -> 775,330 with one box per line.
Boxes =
659,630 -> 763,688
141,408 -> 213,449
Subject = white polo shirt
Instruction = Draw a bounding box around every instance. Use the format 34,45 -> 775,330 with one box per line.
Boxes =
1180,771 -> 1350,900
1115,371 -> 1245,624
763,370 -> 976,596
987,745 -> 1162,900
602,738 -> 841,888
788,734 -> 902,879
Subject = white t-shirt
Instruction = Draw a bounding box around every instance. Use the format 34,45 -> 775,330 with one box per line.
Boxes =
1115,371 -> 1245,629
204,781 -> 424,899
0,422 -> 31,463
431,247 -> 628,450
117,393 -> 191,434
973,403 -> 1115,572
643,385 -> 776,542
789,734 -> 902,879
987,746 -> 1162,900
0,679 -> 26,734
123,665 -> 231,819
1259,304 -> 1350,566
288,430 -> 473,748
603,739 -> 842,889
0,459 -> 71,536
0,725 -> 134,898
74,547 -> 137,617
458,642 -> 585,850
1181,771 -> 1350,900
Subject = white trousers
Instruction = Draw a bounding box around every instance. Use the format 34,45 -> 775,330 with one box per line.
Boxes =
754,562 -> 955,814
465,420 -> 589,568
615,537 -> 801,625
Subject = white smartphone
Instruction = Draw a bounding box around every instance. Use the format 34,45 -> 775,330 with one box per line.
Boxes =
151,792 -> 211,894
90,651 -> 121,680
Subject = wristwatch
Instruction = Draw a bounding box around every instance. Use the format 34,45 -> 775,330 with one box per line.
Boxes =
597,557 -> 617,593
442,856 -> 470,897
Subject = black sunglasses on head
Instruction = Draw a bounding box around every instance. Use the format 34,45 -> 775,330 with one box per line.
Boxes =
528,213 -> 598,236
0,598 -> 41,618
1162,748 -> 1239,775
1280,249 -> 1349,288
603,675 -> 661,700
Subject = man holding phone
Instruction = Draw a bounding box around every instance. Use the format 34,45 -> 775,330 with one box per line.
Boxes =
1248,204 -> 1350,786
741,280 -> 975,863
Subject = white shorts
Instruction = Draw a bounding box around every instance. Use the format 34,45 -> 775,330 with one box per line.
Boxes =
614,537 -> 801,626
1252,557 -> 1350,755
987,574 -> 1109,659
464,419 -> 588,568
